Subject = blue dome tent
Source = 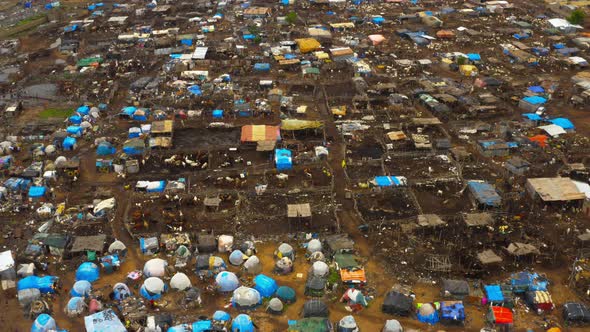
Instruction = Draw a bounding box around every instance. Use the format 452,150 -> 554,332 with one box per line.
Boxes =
276,286 -> 296,303
231,314 -> 254,332
192,320 -> 212,332
75,262 -> 100,282
71,280 -> 92,297
140,277 -> 166,300
66,297 -> 86,316
63,136 -> 77,150
253,274 -> 278,298
31,313 -> 57,332
212,310 -> 231,322
215,271 -> 240,292
76,105 -> 90,115
232,287 -> 262,310
113,283 -> 131,301
96,142 -> 116,156
274,149 -> 292,171
69,115 -> 82,124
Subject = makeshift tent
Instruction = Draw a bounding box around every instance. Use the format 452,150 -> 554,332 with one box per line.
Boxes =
267,298 -> 284,314
123,138 -> 146,155
368,34 -> 386,45
28,186 -> 47,199
549,118 -> 575,130
231,314 -> 254,332
276,286 -> 296,303
275,243 -> 295,260
108,240 -> 126,254
232,286 -> 262,310
307,239 -> 322,254
75,262 -> 99,282
488,306 -> 513,325
304,299 -> 329,318
510,272 -> 548,293
442,279 -> 470,298
216,271 -> 240,292
143,258 -> 168,277
218,235 -> 234,252
311,261 -> 329,277
382,291 -> 413,316
67,126 -> 84,136
484,285 -> 504,305
69,115 -> 82,124
112,283 -> 131,301
289,318 -> 332,332
275,257 -> 293,274
254,274 -> 278,298
170,272 -> 192,291
196,234 -> 217,253
563,302 -> 590,324
192,320 -> 212,332
18,288 -> 40,307
382,320 -> 403,332
71,280 -> 92,297
373,176 -> 407,187
296,38 -> 321,53
337,315 -> 359,332
241,125 -> 281,143
341,288 -> 368,307
310,251 -> 326,262
305,274 -> 327,296
229,250 -> 247,266
440,301 -> 465,324
525,290 -> 554,312
281,119 -> 323,131
141,277 -> 166,300
17,276 -> 58,294
96,142 -> 116,156
417,303 -> 439,324
275,149 -> 292,171
213,310 -> 231,323
84,309 -> 126,332
243,256 -> 262,275
66,296 -> 86,316
31,314 -> 57,332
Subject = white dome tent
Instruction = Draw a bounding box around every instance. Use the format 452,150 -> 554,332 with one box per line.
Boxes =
143,258 -> 168,277
170,272 -> 192,291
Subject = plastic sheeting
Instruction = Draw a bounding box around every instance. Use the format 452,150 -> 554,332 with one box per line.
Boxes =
275,257 -> 293,274
71,280 -> 92,297
307,239 -> 322,254
66,297 -> 86,316
113,283 -> 130,301
417,303 -> 439,324
232,287 -> 262,309
229,250 -> 247,266
311,261 -> 329,277
108,240 -> 126,253
18,276 -> 58,294
338,315 -> 358,331
382,320 -> 403,332
276,286 -> 296,303
212,310 -> 231,322
276,243 -> 294,259
143,258 -> 168,277
215,271 -> 240,292
170,272 -> 192,291
303,299 -> 329,318
243,256 -> 262,275
141,277 -> 166,300
254,274 -> 278,298
31,314 -> 57,332
231,314 -> 254,332
84,309 -> 126,332
18,288 -> 40,307
76,262 -> 100,282
218,235 -> 234,252
267,298 -> 283,313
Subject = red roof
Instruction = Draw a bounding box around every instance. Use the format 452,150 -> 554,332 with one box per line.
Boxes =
491,306 -> 513,324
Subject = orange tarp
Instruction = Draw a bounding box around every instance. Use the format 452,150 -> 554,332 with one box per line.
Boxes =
340,268 -> 366,283
529,135 -> 548,148
491,306 -> 513,324
240,125 -> 280,143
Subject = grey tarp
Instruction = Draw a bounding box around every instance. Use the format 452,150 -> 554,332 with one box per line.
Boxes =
382,291 -> 413,316
442,279 -> 470,298
303,299 -> 329,318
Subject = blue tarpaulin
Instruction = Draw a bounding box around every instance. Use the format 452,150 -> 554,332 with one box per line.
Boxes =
553,43 -> 565,49
63,136 -> 77,150
374,176 -> 406,187
71,280 -> 92,297
64,25 -> 78,33
213,310 -> 231,322
511,272 -> 548,293
77,105 -> 90,115
188,85 -> 202,96
254,274 -> 278,298
17,276 -> 58,293
467,53 -> 481,61
417,304 -> 439,324
372,16 -> 385,25
440,302 -> 465,322
69,115 -> 82,124
31,314 -> 58,332
523,113 -> 542,121
276,286 -> 296,303
549,118 -> 574,130
4,177 -> 30,191
121,106 -> 137,116
84,309 -> 127,332
275,149 -> 292,171
67,126 -> 83,136
513,33 -> 529,40
522,96 -> 547,105
212,109 -> 224,118
243,34 -> 255,40
181,39 -> 193,46
467,181 -> 501,207
232,314 -> 254,332
76,262 -> 100,282
528,86 -> 545,93
254,63 -> 270,71
96,142 -> 116,155
484,285 -> 504,302
192,320 -> 212,332
28,186 -> 46,198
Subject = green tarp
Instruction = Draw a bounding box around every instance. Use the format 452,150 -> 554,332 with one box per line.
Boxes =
77,57 -> 103,67
334,253 -> 359,269
289,318 -> 331,332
